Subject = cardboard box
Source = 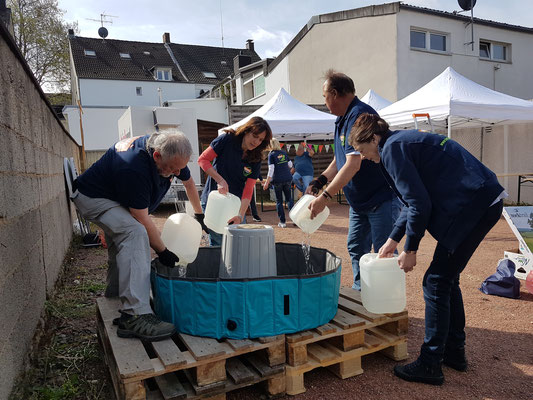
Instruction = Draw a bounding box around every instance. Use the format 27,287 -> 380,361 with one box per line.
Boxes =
504,249 -> 533,280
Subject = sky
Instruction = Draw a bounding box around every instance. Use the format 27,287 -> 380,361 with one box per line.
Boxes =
58,0 -> 531,58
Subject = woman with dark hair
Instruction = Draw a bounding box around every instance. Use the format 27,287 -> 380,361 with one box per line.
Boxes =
349,113 -> 506,386
198,116 -> 272,245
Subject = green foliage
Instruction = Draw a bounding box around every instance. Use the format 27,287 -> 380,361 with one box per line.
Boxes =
8,0 -> 78,91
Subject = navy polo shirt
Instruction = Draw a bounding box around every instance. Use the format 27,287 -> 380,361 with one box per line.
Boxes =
334,97 -> 392,212
268,150 -> 293,184
76,135 -> 190,214
294,151 -> 314,176
201,133 -> 261,203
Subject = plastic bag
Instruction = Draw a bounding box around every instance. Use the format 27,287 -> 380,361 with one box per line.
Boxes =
479,259 -> 520,299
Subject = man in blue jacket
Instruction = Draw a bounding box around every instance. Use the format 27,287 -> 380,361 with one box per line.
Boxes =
308,70 -> 399,290
350,113 -> 506,385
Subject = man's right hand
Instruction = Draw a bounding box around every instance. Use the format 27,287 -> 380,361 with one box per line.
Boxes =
306,174 -> 328,195
157,248 -> 180,267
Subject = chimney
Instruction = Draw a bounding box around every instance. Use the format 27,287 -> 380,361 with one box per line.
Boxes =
68,28 -> 75,38
246,39 -> 254,52
163,32 -> 171,43
0,0 -> 14,37
233,54 -> 252,75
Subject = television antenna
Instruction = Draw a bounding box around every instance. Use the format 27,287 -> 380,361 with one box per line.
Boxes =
87,12 -> 118,41
454,0 -> 477,51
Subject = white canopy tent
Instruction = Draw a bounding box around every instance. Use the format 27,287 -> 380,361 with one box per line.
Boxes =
360,89 -> 392,111
379,67 -> 533,136
219,88 -> 336,141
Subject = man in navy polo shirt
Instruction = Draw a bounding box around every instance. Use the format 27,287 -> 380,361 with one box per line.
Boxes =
73,131 -> 205,341
308,70 -> 400,290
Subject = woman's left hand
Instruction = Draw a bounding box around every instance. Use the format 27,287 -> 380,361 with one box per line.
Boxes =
227,215 -> 242,225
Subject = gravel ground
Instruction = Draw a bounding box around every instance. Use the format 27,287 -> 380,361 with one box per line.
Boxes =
153,201 -> 533,400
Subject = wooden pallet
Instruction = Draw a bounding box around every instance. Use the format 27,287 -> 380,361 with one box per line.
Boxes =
285,288 -> 409,395
96,297 -> 286,400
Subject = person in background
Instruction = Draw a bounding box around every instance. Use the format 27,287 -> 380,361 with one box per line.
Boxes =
198,117 -> 272,245
292,142 -> 315,197
350,113 -> 506,386
307,70 -> 400,290
72,131 -> 208,341
263,138 -> 294,228
249,171 -> 263,222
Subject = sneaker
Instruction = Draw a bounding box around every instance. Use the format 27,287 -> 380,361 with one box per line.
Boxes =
443,348 -> 468,372
252,215 -> 262,222
393,359 -> 444,385
278,222 -> 287,228
116,313 -> 176,342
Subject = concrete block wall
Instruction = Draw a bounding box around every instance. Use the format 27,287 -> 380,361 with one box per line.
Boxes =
0,26 -> 80,398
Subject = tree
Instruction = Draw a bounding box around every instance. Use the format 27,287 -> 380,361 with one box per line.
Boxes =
8,0 -> 77,91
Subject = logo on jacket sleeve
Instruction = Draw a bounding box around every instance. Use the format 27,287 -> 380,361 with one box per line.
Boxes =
243,166 -> 252,176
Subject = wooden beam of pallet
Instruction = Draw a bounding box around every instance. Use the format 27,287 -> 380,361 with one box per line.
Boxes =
337,295 -> 388,323
151,339 -> 187,368
315,323 -> 338,336
258,334 -> 284,344
331,309 -> 367,329
339,287 -> 363,304
179,333 -> 229,360
286,331 -> 314,344
154,373 -> 187,400
226,358 -> 256,384
307,343 -> 338,364
245,353 -> 284,378
367,327 -> 401,343
226,338 -> 256,351
97,297 -> 122,322
183,369 -> 226,395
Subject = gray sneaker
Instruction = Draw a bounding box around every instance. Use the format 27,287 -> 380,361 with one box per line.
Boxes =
116,313 -> 176,341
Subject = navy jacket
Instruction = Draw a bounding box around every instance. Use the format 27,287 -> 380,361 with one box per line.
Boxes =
334,97 -> 392,211
379,130 -> 504,252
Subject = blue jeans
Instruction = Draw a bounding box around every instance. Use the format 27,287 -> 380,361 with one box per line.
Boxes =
273,181 -> 294,223
347,197 -> 401,290
420,200 -> 503,367
292,172 -> 313,194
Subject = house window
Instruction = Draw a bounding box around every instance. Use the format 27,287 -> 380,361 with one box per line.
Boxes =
202,71 -> 217,79
143,51 -> 151,55
242,71 -> 266,102
84,49 -> 96,57
480,40 -> 510,62
136,87 -> 142,96
119,52 -> 131,59
155,68 -> 172,81
410,28 -> 449,53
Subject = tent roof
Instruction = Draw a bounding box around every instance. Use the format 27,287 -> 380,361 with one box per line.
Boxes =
219,88 -> 336,140
360,89 -> 392,111
379,67 -> 533,129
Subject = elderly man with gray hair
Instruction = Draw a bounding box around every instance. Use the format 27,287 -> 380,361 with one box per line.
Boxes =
72,131 -> 205,341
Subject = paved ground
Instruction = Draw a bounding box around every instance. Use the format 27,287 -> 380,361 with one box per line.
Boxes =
152,201 -> 533,400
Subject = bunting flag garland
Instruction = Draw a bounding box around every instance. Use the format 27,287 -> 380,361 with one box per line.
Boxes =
331,143 -> 335,153
286,144 -> 292,152
294,143 -> 299,151
319,144 -> 324,153
313,144 -> 319,153
325,144 -> 329,152
280,143 -> 285,148
307,144 -> 312,150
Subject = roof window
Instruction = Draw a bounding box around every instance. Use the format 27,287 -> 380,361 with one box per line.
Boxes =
119,52 -> 131,59
202,71 -> 217,79
84,49 -> 96,57
143,51 -> 151,55
155,68 -> 172,81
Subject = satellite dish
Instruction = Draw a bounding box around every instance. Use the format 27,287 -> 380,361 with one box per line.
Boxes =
458,0 -> 477,11
98,27 -> 108,39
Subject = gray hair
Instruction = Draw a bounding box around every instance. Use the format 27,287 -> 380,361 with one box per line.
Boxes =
146,130 -> 193,160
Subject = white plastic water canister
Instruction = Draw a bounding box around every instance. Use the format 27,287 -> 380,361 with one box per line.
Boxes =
204,191 -> 242,234
289,194 -> 330,234
161,213 -> 202,265
360,253 -> 406,314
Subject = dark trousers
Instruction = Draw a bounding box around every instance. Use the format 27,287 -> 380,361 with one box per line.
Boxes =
420,200 -> 503,366
249,190 -> 259,217
273,181 -> 294,223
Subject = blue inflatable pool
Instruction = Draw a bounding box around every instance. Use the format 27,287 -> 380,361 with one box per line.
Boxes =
151,243 -> 341,339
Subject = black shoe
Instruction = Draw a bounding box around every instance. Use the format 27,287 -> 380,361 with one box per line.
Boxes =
112,310 -> 130,326
393,359 -> 444,385
116,313 -> 176,342
252,215 -> 262,222
443,348 -> 468,372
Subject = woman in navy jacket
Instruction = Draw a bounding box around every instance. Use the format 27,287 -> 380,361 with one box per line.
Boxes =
349,113 -> 505,386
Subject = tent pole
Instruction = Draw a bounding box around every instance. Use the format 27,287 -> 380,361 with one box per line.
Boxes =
447,115 -> 452,138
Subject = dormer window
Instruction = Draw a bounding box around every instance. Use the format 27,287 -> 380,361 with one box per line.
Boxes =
84,49 -> 96,57
155,68 -> 172,81
202,71 -> 217,79
119,52 -> 131,59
